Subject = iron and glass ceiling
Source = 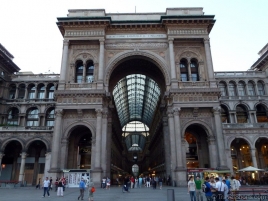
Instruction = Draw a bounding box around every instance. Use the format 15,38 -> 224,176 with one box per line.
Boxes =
113,74 -> 161,128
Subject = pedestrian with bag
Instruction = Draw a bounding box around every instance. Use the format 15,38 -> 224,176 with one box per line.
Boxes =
215,177 -> 225,201
57,178 -> 64,197
203,177 -> 212,201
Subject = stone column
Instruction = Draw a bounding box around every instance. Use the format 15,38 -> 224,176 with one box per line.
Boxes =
250,148 -> 258,168
19,114 -> 25,126
34,84 -> 38,99
237,151 -> 243,169
167,109 -> 176,181
91,138 -> 96,170
213,107 -> 228,169
60,138 -> 69,169
181,137 -> 187,169
208,137 -> 217,168
82,63 -> 86,83
226,149 -> 234,175
58,39 -> 69,90
94,109 -> 102,170
15,85 -> 19,99
173,108 -> 183,169
24,84 -> 28,99
187,59 -> 192,81
98,39 -> 105,83
0,153 -> 5,174
44,152 -> 51,178
19,152 -> 27,183
204,38 -> 216,87
162,116 -> 171,178
101,110 -> 108,177
168,38 -> 178,88
49,109 -> 63,172
257,151 -> 264,169
106,115 -> 112,178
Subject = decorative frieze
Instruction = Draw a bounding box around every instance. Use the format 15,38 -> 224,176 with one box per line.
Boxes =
57,97 -> 102,104
65,30 -> 104,37
106,34 -> 167,39
105,43 -> 168,50
223,129 -> 267,134
168,29 -> 207,35
72,45 -> 99,50
173,95 -> 218,103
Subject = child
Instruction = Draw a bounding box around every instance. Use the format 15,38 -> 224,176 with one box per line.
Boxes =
89,186 -> 95,201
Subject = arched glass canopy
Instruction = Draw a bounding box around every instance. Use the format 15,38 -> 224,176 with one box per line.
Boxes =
113,74 -> 161,128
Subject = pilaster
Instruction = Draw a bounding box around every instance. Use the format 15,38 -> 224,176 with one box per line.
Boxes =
19,152 -> 27,184
59,39 -> 69,90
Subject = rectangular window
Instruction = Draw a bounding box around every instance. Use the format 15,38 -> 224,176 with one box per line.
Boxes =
191,74 -> 198,81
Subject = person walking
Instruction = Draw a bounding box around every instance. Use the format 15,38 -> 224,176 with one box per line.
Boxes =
78,179 -> 86,200
159,177 -> 163,190
88,179 -> 95,201
215,177 -> 225,201
195,176 -> 203,201
188,176 -> 196,201
42,177 -> 50,198
57,178 -> 64,197
203,177 -> 213,201
138,176 -> 143,188
123,176 -> 130,193
36,178 -> 41,189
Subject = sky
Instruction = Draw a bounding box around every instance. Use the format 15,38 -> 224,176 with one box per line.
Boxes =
0,0 -> 267,74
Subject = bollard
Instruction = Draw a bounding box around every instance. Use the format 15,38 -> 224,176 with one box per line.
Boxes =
167,189 -> 175,201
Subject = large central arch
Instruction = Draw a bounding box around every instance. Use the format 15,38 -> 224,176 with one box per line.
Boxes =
104,50 -> 170,89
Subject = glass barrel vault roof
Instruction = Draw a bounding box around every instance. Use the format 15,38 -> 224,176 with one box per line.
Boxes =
113,74 -> 161,128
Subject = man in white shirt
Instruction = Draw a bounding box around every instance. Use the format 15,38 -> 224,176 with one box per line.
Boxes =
42,177 -> 50,198
215,177 -> 225,201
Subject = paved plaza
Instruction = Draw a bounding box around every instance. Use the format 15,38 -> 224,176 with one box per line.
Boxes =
0,186 -> 189,201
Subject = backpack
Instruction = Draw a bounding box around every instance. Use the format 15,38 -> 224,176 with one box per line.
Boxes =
202,182 -> 210,193
91,187 -> 96,193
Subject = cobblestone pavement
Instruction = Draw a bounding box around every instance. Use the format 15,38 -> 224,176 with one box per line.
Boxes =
0,186 -> 190,201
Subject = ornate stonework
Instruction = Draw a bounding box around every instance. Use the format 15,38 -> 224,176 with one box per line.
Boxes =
105,43 -> 168,50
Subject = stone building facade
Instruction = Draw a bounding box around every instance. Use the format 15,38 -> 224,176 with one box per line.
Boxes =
0,8 -> 267,186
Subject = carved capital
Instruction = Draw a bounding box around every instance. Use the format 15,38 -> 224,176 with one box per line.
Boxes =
99,39 -> 105,44
203,37 -> 210,44
55,109 -> 63,117
168,37 -> 174,43
45,152 -> 51,157
20,152 -> 27,158
173,107 -> 181,116
63,39 -> 69,46
212,106 -> 221,114
162,117 -> 168,126
167,109 -> 174,118
0,152 -> 5,159
95,109 -> 103,117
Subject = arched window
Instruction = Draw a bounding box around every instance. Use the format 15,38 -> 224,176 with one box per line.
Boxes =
47,85 -> 55,99
86,60 -> 94,83
46,108 -> 55,126
190,59 -> 199,81
28,85 -> 36,99
219,82 -> 227,96
37,84 -> 45,99
18,84 -> 26,99
221,105 -> 230,123
7,108 -> 19,125
180,59 -> 188,81
26,108 -> 39,126
256,105 -> 268,122
75,60 -> 83,83
257,81 -> 265,95
228,82 -> 237,96
236,105 -> 248,123
9,84 -> 16,99
238,81 -> 246,96
248,81 -> 255,96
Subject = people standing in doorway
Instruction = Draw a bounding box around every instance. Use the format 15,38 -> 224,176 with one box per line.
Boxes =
106,177 -> 111,190
57,178 -> 64,197
188,176 -> 196,201
42,177 -> 50,198
159,177 -> 163,190
49,177 -> 53,191
195,176 -> 203,201
78,179 -> 86,200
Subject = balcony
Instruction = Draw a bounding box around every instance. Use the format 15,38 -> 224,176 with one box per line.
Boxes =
214,71 -> 266,78
65,82 -> 98,89
0,126 -> 53,131
178,81 -> 209,88
5,98 -> 55,103
11,73 -> 60,81
222,123 -> 268,129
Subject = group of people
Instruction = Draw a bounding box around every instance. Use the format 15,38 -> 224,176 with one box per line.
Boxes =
121,175 -> 163,192
188,175 -> 241,201
101,177 -> 111,189
78,178 -> 95,201
42,177 -> 66,197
